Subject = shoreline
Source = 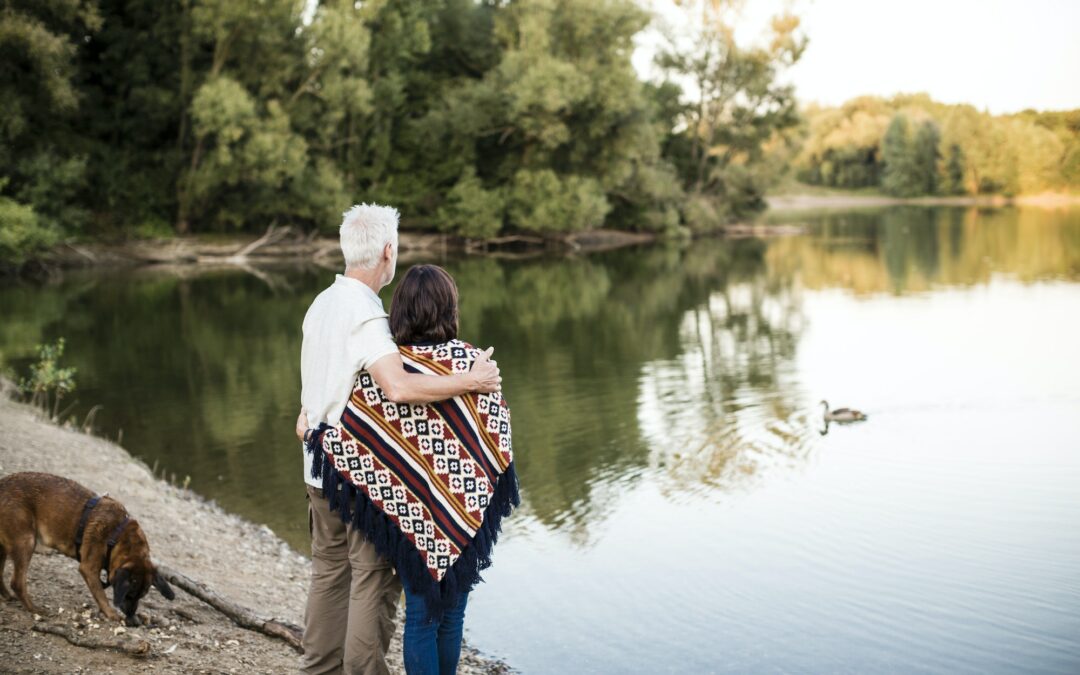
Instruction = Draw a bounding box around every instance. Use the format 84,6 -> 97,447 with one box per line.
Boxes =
31,229 -> 662,274
12,192 -> 1078,277
0,380 -> 510,674
766,191 -> 1080,211
17,224 -> 786,276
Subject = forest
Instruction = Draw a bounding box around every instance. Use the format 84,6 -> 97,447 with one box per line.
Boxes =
794,94 -> 1080,197
0,0 -> 804,264
2,1 -> 1078,268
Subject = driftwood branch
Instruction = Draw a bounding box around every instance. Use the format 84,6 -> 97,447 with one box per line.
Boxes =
225,224 -> 293,262
464,235 -> 547,253
31,623 -> 152,657
156,564 -> 303,652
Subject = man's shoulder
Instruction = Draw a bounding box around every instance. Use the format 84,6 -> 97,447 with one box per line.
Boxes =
302,285 -> 336,327
305,281 -> 386,326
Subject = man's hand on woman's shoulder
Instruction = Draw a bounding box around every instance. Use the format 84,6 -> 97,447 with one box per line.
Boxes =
469,346 -> 501,393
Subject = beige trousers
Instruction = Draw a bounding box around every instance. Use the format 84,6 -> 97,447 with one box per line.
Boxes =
300,485 -> 402,675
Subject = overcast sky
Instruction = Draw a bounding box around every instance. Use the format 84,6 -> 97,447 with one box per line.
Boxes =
635,0 -> 1080,114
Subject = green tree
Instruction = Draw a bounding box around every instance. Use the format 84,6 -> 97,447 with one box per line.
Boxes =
175,0 -> 360,233
881,114 -> 919,197
797,96 -> 1080,197
0,193 -> 57,265
795,97 -> 892,188
912,120 -> 941,195
943,144 -> 966,195
657,4 -> 805,229
0,0 -> 101,252
408,0 -> 681,236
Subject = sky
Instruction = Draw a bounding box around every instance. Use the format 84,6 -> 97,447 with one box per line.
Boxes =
635,0 -> 1080,114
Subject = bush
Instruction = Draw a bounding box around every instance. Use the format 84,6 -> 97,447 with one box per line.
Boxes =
508,170 -> 610,234
681,193 -> 731,234
18,338 -> 77,420
437,170 -> 506,239
0,197 -> 58,265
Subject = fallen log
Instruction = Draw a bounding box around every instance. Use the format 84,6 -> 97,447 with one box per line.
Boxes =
224,224 -> 293,262
31,623 -> 152,657
156,564 -> 303,652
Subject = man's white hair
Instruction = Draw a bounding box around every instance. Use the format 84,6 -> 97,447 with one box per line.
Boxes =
340,203 -> 399,269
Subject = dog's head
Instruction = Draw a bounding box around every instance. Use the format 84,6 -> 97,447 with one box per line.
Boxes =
112,563 -> 175,626
110,526 -> 176,628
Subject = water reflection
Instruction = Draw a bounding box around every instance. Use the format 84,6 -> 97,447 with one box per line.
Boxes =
3,206 -> 1080,672
636,250 -> 810,501
0,207 -> 1078,551
765,206 -> 1080,293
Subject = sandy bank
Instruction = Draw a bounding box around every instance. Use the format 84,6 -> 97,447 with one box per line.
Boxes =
0,381 -> 509,674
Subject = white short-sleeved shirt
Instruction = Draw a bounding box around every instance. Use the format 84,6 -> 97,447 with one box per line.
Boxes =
300,274 -> 399,487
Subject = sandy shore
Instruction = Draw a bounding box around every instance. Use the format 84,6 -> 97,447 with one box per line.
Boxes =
0,380 -> 509,674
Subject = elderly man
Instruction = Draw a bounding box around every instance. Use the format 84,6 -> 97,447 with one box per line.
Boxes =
298,204 -> 500,675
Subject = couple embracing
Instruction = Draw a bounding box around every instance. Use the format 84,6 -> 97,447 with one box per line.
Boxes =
295,204 -> 519,675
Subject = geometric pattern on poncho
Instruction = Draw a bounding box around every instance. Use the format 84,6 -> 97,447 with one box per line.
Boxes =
320,340 -> 513,582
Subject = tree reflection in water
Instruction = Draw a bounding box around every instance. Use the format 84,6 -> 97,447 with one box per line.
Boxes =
0,206 -> 1077,550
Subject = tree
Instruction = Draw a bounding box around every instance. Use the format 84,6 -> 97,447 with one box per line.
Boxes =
943,144 -> 966,195
657,2 -> 805,229
0,0 -> 101,251
798,96 -> 1080,197
881,114 -> 919,197
408,0 -> 682,236
912,120 -> 941,195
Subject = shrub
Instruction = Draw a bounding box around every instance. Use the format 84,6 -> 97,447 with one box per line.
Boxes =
508,170 -> 610,234
437,170 -> 506,239
18,338 -> 77,420
0,197 -> 58,265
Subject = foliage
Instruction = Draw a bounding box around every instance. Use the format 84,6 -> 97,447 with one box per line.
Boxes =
943,144 -> 966,196
796,94 -> 1080,196
0,195 -> 58,266
657,2 -> 805,222
912,120 -> 941,196
437,169 -> 506,239
509,170 -> 611,234
881,115 -> 916,197
0,0 -> 100,244
18,338 -> 77,420
0,0 -> 807,255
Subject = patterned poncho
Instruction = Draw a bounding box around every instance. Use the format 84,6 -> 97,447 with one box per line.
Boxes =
306,339 -> 519,618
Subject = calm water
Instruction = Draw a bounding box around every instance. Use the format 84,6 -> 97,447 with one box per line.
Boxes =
2,206 -> 1079,673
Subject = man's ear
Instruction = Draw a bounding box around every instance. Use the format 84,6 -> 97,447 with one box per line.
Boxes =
152,570 -> 176,601
112,568 -> 131,608
384,241 -> 394,262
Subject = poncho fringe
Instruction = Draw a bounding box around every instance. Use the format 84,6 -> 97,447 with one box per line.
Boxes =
305,418 -> 520,621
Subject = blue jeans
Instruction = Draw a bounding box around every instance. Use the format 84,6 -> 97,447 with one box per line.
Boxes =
402,584 -> 469,675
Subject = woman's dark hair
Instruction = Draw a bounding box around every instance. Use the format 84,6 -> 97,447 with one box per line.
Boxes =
389,265 -> 459,345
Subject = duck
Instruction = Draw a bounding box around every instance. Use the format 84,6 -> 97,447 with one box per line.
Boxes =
820,400 -> 867,422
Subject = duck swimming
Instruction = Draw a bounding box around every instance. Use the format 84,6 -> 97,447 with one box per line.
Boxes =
820,400 -> 867,422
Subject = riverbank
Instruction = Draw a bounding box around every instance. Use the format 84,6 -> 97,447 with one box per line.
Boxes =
0,380 -> 509,674
13,220 -> 807,277
30,228 -> 660,275
766,189 -> 1080,212
20,187 -> 1079,277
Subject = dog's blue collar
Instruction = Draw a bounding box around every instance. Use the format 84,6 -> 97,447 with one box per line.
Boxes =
74,495 -> 132,588
74,495 -> 102,563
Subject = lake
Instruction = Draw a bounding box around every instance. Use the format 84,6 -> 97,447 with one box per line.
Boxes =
2,205 -> 1079,673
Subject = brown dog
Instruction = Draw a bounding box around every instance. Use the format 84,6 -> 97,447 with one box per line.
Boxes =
0,472 -> 174,626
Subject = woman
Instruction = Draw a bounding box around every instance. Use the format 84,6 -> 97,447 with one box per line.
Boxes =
298,264 -> 519,675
